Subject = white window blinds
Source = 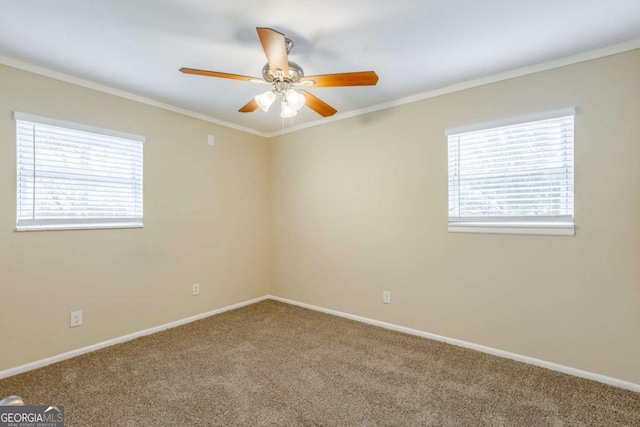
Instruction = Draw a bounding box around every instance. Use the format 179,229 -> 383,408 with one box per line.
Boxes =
15,113 -> 144,231
447,109 -> 574,235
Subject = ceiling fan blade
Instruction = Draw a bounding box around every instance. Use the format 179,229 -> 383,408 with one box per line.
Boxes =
256,27 -> 289,76
300,71 -> 379,87
238,99 -> 259,113
299,90 -> 337,117
180,68 -> 261,82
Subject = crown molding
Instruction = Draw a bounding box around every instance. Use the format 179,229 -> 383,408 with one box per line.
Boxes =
265,37 -> 640,138
2,37 -> 639,140
0,54 -> 269,138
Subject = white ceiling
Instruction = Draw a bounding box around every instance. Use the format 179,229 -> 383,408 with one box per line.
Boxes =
1,1 -> 640,135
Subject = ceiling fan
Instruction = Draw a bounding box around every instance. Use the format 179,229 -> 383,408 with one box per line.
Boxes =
180,27 -> 379,119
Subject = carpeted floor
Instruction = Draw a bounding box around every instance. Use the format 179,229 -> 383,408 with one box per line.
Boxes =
1,300 -> 638,426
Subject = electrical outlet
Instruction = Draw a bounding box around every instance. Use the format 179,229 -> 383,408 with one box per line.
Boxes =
207,135 -> 215,146
383,291 -> 391,304
70,311 -> 83,327
192,283 -> 200,296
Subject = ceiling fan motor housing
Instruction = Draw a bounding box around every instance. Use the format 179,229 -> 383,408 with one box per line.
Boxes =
262,61 -> 304,83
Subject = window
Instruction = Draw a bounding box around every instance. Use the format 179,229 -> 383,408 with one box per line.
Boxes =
15,112 -> 144,231
447,108 -> 574,236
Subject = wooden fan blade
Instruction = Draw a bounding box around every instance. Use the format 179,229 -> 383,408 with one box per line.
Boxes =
180,68 -> 261,82
238,99 -> 259,113
299,90 -> 337,117
300,71 -> 378,87
256,27 -> 289,76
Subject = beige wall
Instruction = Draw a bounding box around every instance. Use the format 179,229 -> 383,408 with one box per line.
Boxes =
270,49 -> 640,384
2,49 -> 639,386
0,64 -> 271,371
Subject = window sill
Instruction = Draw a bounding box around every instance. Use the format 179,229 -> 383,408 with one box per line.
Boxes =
448,222 -> 574,236
16,223 -> 143,232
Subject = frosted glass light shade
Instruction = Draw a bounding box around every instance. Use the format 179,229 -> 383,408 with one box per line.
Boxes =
280,101 -> 297,118
285,89 -> 305,110
255,90 -> 276,112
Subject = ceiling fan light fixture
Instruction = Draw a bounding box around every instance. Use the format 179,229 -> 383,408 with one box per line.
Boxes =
255,90 -> 276,112
285,89 -> 305,111
181,27 -> 378,120
280,101 -> 297,118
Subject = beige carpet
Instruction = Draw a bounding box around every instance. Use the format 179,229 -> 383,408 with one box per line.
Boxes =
0,300 -> 638,426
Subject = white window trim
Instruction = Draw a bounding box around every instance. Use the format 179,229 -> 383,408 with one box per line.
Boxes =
14,112 -> 145,232
16,219 -> 143,232
448,217 -> 575,236
13,112 -> 145,142
446,108 -> 576,236
445,107 -> 577,136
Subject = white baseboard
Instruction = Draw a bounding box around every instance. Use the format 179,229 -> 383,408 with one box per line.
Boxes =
267,295 -> 640,393
0,295 -> 269,380
2,294 -> 638,394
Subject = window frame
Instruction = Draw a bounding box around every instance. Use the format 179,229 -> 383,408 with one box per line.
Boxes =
14,112 -> 145,232
446,108 -> 575,236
